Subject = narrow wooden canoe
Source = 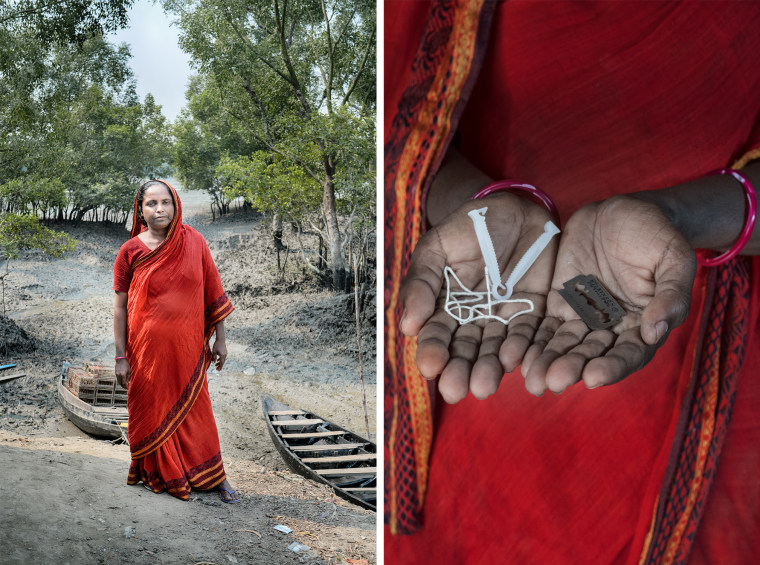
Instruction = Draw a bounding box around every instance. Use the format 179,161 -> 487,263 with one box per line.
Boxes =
57,365 -> 128,440
261,394 -> 376,511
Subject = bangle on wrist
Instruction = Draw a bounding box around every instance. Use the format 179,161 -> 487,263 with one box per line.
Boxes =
471,180 -> 560,225
115,356 -> 127,361
698,168 -> 756,267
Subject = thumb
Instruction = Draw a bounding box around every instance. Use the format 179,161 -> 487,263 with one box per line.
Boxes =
399,233 -> 447,337
640,262 -> 695,345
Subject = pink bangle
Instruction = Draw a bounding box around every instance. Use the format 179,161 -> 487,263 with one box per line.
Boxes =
471,180 -> 560,225
115,356 -> 127,361
699,168 -> 757,267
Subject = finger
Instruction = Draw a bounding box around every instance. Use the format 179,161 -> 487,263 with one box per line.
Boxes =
582,327 -> 654,388
524,320 -> 589,396
500,314 -> 542,372
400,235 -> 446,336
544,330 -> 615,394
521,316 -> 562,377
416,309 -> 459,379
470,321 -> 507,399
438,323 -> 481,403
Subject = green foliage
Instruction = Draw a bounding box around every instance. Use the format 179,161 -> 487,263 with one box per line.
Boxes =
1,9 -> 172,223
218,152 -> 320,220
164,0 -> 376,286
172,75 -> 262,215
56,84 -> 172,220
0,177 -> 68,218
0,213 -> 75,261
0,1 -> 133,46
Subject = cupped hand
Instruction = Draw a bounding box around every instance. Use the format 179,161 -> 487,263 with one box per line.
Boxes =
521,195 -> 697,396
400,192 -> 558,403
212,339 -> 228,371
115,358 -> 131,389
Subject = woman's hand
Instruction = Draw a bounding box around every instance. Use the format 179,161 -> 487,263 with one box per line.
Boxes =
521,195 -> 697,396
115,358 -> 131,389
212,320 -> 228,371
211,340 -> 227,371
400,192 -> 558,403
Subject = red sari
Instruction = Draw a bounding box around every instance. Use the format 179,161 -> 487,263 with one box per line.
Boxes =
113,181 -> 233,499
385,1 -> 760,563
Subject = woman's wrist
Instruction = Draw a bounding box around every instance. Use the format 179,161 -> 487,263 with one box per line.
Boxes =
426,147 -> 493,226
631,162 -> 760,255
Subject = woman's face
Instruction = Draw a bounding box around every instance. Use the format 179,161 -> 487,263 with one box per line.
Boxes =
141,184 -> 175,233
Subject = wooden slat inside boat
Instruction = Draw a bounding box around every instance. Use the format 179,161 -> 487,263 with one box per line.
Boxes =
57,363 -> 128,440
261,394 -> 376,511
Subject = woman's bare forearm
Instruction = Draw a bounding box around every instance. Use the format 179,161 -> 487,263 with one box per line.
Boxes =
426,147 -> 493,226
215,320 -> 226,344
633,160 -> 760,254
114,292 -> 128,357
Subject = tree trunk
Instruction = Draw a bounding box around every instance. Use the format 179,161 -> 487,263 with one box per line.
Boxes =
322,175 -> 345,290
272,211 -> 284,270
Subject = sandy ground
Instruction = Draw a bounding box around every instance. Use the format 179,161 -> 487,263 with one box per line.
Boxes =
0,188 -> 377,564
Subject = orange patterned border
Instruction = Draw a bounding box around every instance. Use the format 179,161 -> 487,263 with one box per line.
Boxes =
386,0 -> 487,533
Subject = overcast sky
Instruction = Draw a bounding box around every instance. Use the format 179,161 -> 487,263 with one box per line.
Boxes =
108,0 -> 192,122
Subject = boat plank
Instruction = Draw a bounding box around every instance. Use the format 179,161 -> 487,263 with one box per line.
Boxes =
315,467 -> 377,476
290,443 -> 367,452
342,488 -> 376,493
269,410 -> 306,416
271,418 -> 324,426
280,430 -> 345,439
301,453 -> 376,464
91,406 -> 128,414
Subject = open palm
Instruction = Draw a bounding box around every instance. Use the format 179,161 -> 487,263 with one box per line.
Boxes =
400,192 -> 558,403
521,195 -> 697,396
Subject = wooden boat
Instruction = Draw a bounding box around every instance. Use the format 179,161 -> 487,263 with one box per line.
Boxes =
58,363 -> 128,440
261,394 -> 376,511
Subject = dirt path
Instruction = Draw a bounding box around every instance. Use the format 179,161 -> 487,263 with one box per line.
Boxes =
0,186 -> 377,564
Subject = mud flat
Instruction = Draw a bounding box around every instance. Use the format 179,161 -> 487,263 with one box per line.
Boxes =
0,188 -> 377,565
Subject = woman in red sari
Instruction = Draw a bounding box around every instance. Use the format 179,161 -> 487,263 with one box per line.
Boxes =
385,1 -> 760,563
113,180 -> 238,502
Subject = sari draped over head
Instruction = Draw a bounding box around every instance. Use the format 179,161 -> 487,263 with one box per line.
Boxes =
121,180 -> 234,499
385,1 -> 760,563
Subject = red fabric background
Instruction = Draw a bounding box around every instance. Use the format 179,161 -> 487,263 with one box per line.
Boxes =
385,1 -> 760,563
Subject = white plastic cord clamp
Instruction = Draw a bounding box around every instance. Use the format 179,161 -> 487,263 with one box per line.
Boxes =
444,206 -> 560,325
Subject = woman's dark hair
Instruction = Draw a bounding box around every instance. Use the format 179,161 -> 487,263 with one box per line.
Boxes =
136,180 -> 171,226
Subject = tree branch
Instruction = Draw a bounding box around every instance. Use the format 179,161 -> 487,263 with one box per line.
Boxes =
273,0 -> 311,114
216,86 -> 323,184
341,23 -> 375,107
0,7 -> 40,26
319,0 -> 333,115
222,7 -> 294,86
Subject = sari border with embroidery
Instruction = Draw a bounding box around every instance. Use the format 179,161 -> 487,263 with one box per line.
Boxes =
384,0 -> 498,535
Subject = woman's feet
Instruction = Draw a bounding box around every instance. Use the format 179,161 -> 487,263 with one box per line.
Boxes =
218,478 -> 241,503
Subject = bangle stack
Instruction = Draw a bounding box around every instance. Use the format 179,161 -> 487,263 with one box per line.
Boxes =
471,179 -> 560,226
699,168 -> 757,267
